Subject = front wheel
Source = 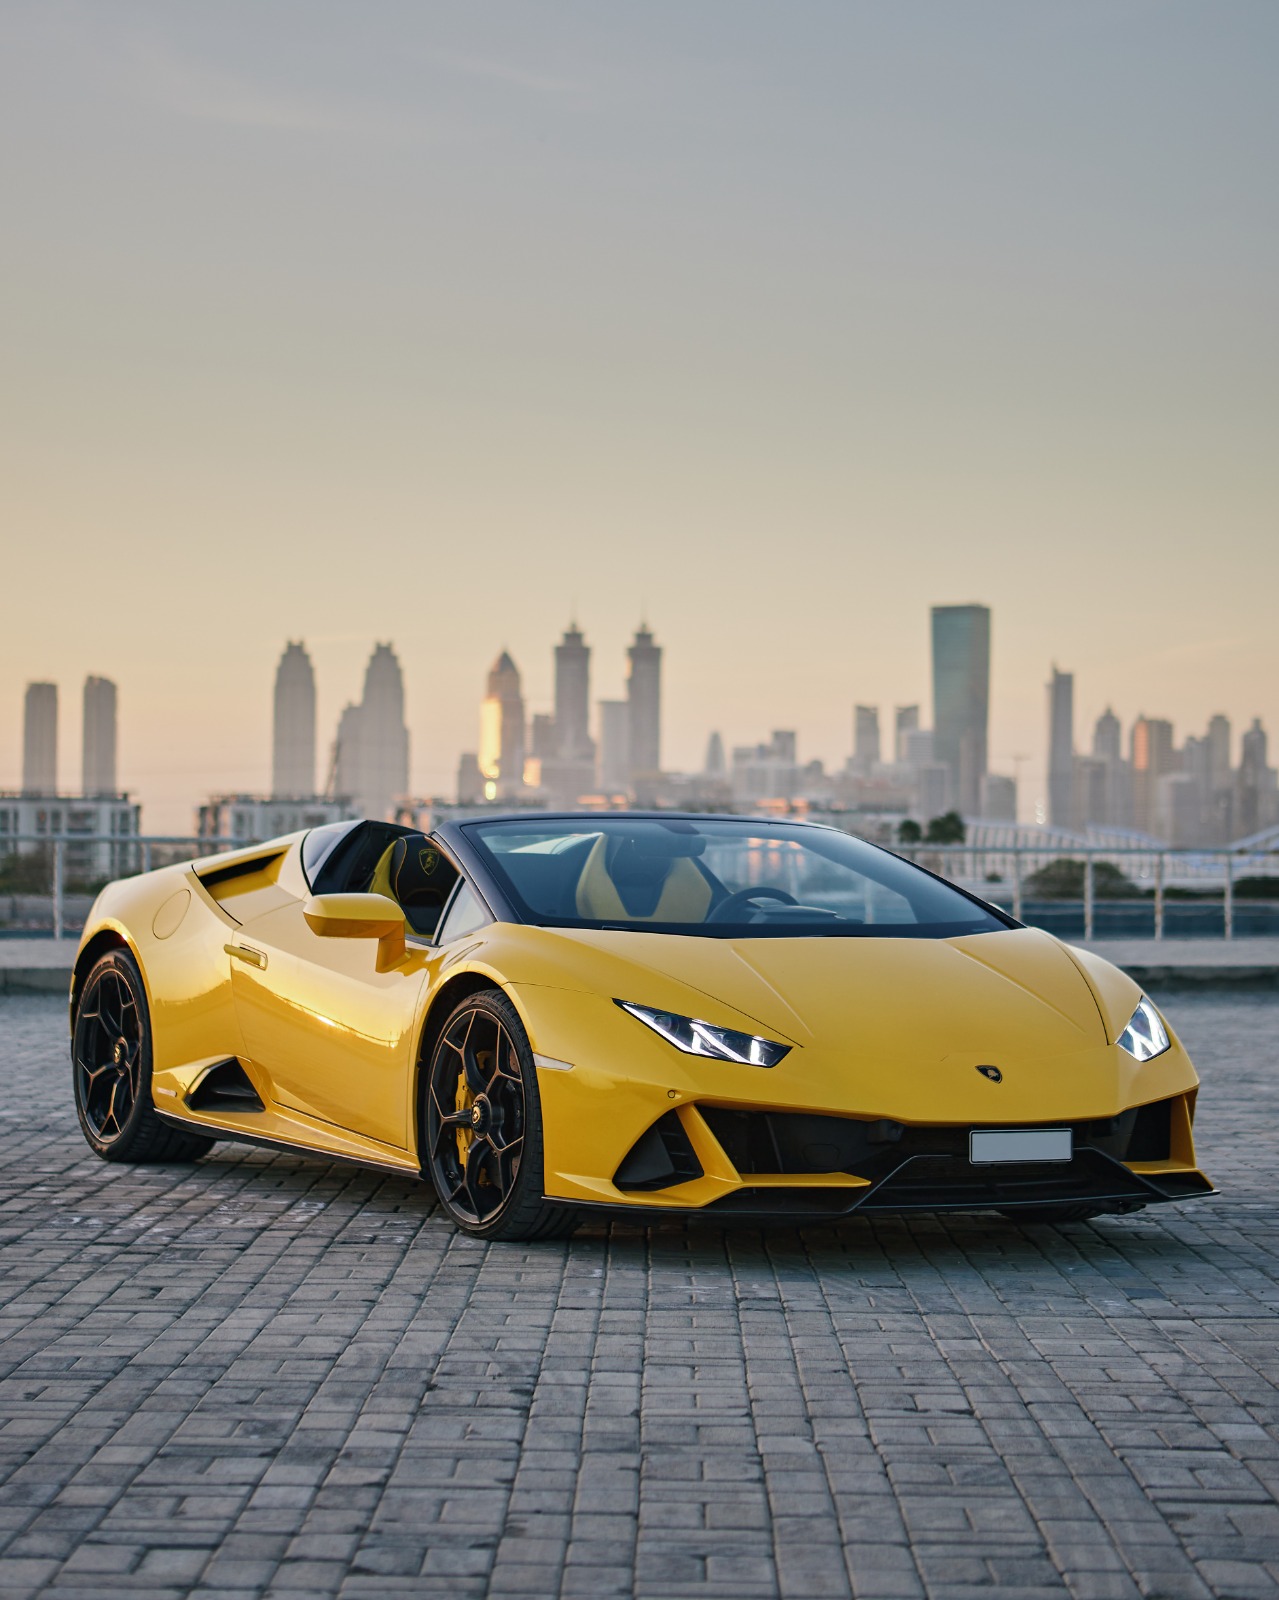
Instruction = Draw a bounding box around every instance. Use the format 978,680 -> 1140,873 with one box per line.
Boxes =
72,950 -> 216,1163
423,990 -> 575,1241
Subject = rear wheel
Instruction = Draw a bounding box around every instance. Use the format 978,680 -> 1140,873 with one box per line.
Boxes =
423,990 -> 575,1241
72,950 -> 216,1163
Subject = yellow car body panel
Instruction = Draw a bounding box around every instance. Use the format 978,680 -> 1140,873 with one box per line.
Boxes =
70,826 -> 1212,1221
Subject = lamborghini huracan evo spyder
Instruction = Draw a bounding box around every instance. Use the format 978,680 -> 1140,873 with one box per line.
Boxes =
69,813 -> 1213,1240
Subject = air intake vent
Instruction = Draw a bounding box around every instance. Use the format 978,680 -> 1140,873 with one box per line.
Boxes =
614,1111 -> 703,1192
186,1060 -> 264,1114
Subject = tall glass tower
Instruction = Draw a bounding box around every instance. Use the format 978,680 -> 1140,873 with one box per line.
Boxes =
1046,666 -> 1074,829
479,651 -> 526,800
554,624 -> 593,761
626,625 -> 662,784
272,642 -> 316,798
23,682 -> 58,795
82,676 -> 118,797
930,605 -> 990,819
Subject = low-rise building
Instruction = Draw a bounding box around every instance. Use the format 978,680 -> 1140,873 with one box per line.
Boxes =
0,791 -> 141,881
197,794 -> 359,845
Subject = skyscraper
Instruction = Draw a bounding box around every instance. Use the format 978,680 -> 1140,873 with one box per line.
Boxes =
359,644 -> 410,820
1093,708 -> 1122,763
704,731 -> 725,776
1131,715 -> 1176,836
23,682 -> 57,795
331,645 -> 410,818
272,642 -> 317,798
554,624 -> 593,762
894,705 -> 919,765
82,676 -> 117,797
479,651 -> 526,800
931,605 -> 990,818
597,701 -> 630,794
627,625 -> 662,782
1047,667 -> 1074,830
1206,715 -> 1232,792
853,706 -> 880,773
332,703 -> 363,803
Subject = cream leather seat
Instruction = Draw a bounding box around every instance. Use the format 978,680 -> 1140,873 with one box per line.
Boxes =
575,834 -> 712,923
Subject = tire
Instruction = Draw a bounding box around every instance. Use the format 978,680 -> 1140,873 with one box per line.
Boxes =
422,989 -> 576,1242
72,950 -> 216,1164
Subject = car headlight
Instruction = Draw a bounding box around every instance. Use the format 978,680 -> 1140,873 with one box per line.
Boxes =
615,1001 -> 790,1067
1117,997 -> 1170,1062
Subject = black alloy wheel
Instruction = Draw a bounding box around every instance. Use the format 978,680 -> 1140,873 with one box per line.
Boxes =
423,990 -> 574,1241
72,950 -> 215,1163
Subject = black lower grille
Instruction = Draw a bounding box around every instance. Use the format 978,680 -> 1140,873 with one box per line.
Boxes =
614,1111 -> 704,1191
856,1149 -> 1152,1213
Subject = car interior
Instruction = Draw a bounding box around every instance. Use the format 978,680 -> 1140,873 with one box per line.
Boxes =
307,821 -> 461,937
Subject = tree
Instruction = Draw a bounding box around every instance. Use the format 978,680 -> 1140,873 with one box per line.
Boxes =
897,819 -> 923,844
1024,859 -> 1136,900
924,811 -> 966,844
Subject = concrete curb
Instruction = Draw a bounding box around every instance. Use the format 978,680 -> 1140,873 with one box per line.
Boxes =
1124,965 -> 1279,990
1,969 -> 72,995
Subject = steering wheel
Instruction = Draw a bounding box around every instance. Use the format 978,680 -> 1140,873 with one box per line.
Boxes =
707,887 -> 798,924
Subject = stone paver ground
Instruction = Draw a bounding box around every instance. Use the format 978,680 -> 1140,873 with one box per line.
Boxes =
0,992 -> 1276,1599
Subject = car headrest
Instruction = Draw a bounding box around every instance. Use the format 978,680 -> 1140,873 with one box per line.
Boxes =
389,836 -> 454,906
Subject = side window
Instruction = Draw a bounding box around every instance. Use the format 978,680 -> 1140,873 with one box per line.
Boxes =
436,882 -> 493,944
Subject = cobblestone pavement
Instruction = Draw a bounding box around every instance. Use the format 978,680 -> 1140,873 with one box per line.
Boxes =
0,994 -> 1276,1600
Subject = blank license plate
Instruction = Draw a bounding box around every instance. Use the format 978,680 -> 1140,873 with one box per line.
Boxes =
970,1128 -> 1072,1164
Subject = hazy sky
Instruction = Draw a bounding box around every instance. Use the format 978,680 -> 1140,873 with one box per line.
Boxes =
2,2 -> 1276,830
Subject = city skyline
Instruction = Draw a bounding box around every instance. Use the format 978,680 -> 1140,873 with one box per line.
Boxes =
1,6 -> 1276,831
8,605 -> 1274,848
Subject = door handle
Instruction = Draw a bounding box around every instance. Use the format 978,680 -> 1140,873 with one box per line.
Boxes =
225,943 -> 268,970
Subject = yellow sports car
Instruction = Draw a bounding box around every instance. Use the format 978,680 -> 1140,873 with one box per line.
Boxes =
69,813 -> 1212,1239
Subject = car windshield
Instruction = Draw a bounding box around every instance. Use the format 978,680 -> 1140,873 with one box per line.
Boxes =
461,816 -> 1009,938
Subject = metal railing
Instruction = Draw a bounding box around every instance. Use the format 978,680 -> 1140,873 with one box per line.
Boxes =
896,844 -> 1279,941
2,833 -> 1277,942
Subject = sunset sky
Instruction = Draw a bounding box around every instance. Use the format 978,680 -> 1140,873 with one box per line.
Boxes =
2,2 -> 1276,830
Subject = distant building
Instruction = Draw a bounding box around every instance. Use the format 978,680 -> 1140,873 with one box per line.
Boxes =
529,713 -> 558,762
479,652 -> 526,801
1207,714 -> 1232,794
23,683 -> 57,795
704,731 -> 725,776
272,643 -> 317,799
1047,667 -> 1074,829
894,705 -> 920,765
931,604 -> 990,818
980,773 -> 1017,822
199,794 -> 358,846
0,791 -> 140,881
626,625 -> 662,784
915,763 -> 952,821
329,645 -> 410,819
902,728 -> 934,770
1092,707 -> 1122,763
597,700 -> 630,794
1131,716 -> 1176,836
456,753 -> 484,806
1237,718 -> 1279,837
554,624 -> 594,762
82,677 -> 118,797
852,706 -> 880,774
732,733 -> 802,803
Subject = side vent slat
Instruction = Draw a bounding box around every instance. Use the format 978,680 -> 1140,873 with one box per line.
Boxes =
186,1060 -> 265,1114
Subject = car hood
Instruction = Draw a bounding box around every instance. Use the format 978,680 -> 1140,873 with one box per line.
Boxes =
504,924 -> 1111,1058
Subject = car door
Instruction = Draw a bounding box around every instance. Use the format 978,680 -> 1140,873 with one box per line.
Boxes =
227,896 -> 432,1152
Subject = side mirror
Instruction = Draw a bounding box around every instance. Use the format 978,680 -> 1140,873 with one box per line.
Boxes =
303,894 -> 406,970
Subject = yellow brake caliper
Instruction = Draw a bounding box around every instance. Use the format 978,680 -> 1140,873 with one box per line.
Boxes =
454,1070 -> 472,1164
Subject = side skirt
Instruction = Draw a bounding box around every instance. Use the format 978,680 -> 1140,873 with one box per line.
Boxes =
155,1110 -> 427,1181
